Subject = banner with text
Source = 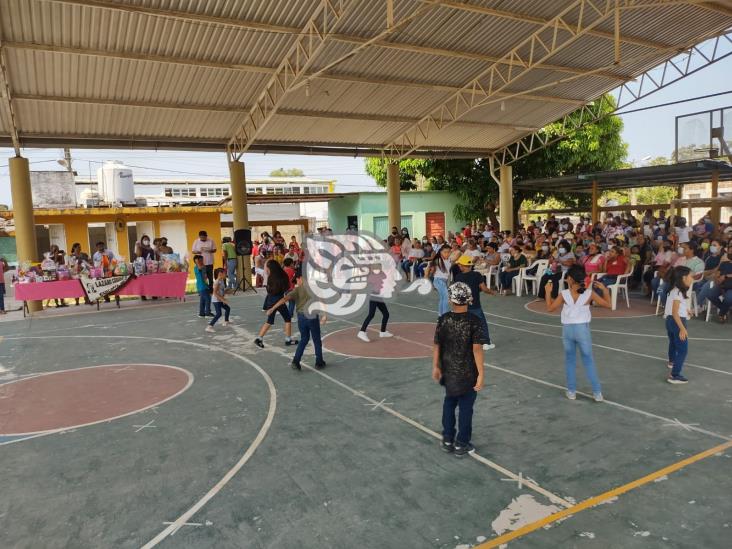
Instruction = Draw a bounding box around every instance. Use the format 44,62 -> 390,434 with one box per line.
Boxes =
81,275 -> 131,302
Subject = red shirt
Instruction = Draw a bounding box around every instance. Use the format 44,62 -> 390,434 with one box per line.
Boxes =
605,255 -> 628,276
283,266 -> 296,290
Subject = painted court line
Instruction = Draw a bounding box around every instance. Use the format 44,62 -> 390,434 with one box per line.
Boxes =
475,439 -> 732,548
492,308 -> 732,342
4,335 -> 277,549
393,302 -> 730,376
355,305 -> 731,442
300,359 -> 573,509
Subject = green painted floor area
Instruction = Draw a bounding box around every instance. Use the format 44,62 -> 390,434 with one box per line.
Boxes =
0,289 -> 730,548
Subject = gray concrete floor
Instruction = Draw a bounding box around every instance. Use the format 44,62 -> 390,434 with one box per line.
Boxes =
0,287 -> 730,548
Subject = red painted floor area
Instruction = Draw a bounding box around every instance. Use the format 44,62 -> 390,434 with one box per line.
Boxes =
0,364 -> 191,435
323,322 -> 435,358
525,296 -> 658,318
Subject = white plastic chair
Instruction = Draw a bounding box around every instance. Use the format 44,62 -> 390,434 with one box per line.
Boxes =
606,261 -> 635,311
512,268 -> 524,296
521,259 -> 548,296
705,281 -> 718,322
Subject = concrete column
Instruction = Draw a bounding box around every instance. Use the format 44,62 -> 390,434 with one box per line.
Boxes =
710,170 -> 720,228
9,156 -> 42,313
228,160 -> 251,284
387,162 -> 401,232
498,165 -> 513,231
591,180 -> 599,224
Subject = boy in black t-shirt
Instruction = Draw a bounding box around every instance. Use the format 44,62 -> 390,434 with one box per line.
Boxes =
432,281 -> 487,457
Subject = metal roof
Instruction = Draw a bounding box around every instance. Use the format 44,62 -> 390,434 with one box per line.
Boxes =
0,0 -> 731,157
514,160 -> 732,193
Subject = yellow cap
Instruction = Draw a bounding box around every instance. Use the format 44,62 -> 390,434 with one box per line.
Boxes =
456,254 -> 474,266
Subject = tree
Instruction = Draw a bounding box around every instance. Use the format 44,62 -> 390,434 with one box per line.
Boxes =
364,158 -> 428,190
270,168 -> 304,177
429,94 -> 627,225
363,94 -> 627,228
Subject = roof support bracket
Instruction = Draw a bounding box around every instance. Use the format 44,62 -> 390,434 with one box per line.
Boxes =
489,28 -> 732,181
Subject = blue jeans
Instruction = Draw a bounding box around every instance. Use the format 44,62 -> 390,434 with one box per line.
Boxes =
199,290 -> 211,316
652,277 -> 666,305
467,306 -> 491,345
415,262 -> 426,278
226,258 -> 238,289
0,283 -> 5,311
499,270 -> 519,291
442,390 -> 477,446
665,316 -> 688,377
434,277 -> 449,317
709,287 -> 732,316
210,301 -> 230,326
562,323 -> 602,394
293,314 -> 323,364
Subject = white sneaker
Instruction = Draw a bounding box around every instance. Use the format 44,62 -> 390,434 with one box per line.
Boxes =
205,326 -> 215,333
379,331 -> 393,338
483,343 -> 496,351
565,390 -> 576,400
357,331 -> 370,343
223,321 -> 231,327
593,393 -> 604,402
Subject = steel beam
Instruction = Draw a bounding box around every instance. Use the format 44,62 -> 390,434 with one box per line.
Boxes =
489,29 -> 732,180
13,93 -> 536,130
0,17 -> 20,154
383,0 -> 622,160
226,0 -> 348,159
40,0 -> 632,80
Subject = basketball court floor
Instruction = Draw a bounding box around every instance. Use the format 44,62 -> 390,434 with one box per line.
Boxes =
0,289 -> 730,548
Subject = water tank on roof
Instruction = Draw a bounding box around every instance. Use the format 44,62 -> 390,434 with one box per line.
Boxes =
79,188 -> 101,208
97,160 -> 134,204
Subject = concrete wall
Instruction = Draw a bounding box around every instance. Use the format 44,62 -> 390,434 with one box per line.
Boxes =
34,211 -> 222,261
328,191 -> 464,237
31,171 -> 77,208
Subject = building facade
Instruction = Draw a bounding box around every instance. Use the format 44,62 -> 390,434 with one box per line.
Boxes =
328,191 -> 465,239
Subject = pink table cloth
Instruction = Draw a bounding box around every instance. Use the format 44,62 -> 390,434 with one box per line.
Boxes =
14,280 -> 85,301
116,272 -> 189,298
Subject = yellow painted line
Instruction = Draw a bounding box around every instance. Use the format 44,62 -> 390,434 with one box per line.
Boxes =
477,439 -> 732,549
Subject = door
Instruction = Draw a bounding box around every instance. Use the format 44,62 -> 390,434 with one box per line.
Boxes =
426,212 -> 445,237
373,216 -> 389,239
48,224 -> 67,251
158,220 -> 187,258
399,215 -> 413,237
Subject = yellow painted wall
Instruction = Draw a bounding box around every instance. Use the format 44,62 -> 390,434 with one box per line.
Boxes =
35,211 -> 222,260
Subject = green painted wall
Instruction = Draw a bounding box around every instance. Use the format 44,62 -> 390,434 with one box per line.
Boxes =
328,191 -> 465,239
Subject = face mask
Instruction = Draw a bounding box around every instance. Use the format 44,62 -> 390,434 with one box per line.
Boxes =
401,230 -> 408,235
142,239 -> 149,245
576,250 -> 585,257
658,224 -> 665,229
677,247 -> 684,255
709,245 -> 719,253
558,247 -> 567,255
701,242 -> 710,250
391,230 -> 398,235
541,245 -> 549,252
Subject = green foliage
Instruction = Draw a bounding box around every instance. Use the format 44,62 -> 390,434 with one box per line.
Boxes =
362,95 -> 628,225
364,157 -> 428,190
269,168 -> 305,177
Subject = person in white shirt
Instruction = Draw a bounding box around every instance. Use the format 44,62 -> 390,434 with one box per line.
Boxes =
674,217 -> 692,244
429,245 -> 452,317
663,266 -> 693,384
191,230 -> 217,290
544,264 -> 612,401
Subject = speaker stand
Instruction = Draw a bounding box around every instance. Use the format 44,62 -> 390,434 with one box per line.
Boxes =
233,256 -> 257,295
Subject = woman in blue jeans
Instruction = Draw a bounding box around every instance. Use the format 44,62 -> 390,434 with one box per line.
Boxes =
663,266 -> 693,383
429,245 -> 452,317
545,264 -> 611,401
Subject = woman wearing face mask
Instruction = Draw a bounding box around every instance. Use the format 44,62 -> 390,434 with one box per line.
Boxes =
135,234 -> 157,261
693,240 -> 724,313
537,240 -> 575,299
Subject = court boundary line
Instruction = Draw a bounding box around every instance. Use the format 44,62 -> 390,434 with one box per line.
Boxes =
374,305 -> 731,442
321,322 -> 433,360
0,363 -> 193,438
476,438 -> 732,548
394,302 -> 731,376
506,307 -> 732,343
2,335 -> 277,548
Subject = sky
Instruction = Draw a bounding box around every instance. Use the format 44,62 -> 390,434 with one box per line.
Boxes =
0,55 -> 730,207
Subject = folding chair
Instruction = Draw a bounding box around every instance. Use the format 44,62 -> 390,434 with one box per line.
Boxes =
520,259 -> 548,297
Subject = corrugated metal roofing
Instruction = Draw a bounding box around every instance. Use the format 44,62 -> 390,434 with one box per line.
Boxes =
0,0 -> 730,156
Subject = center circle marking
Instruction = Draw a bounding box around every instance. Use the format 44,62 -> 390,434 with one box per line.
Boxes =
0,364 -> 192,436
323,322 -> 435,359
